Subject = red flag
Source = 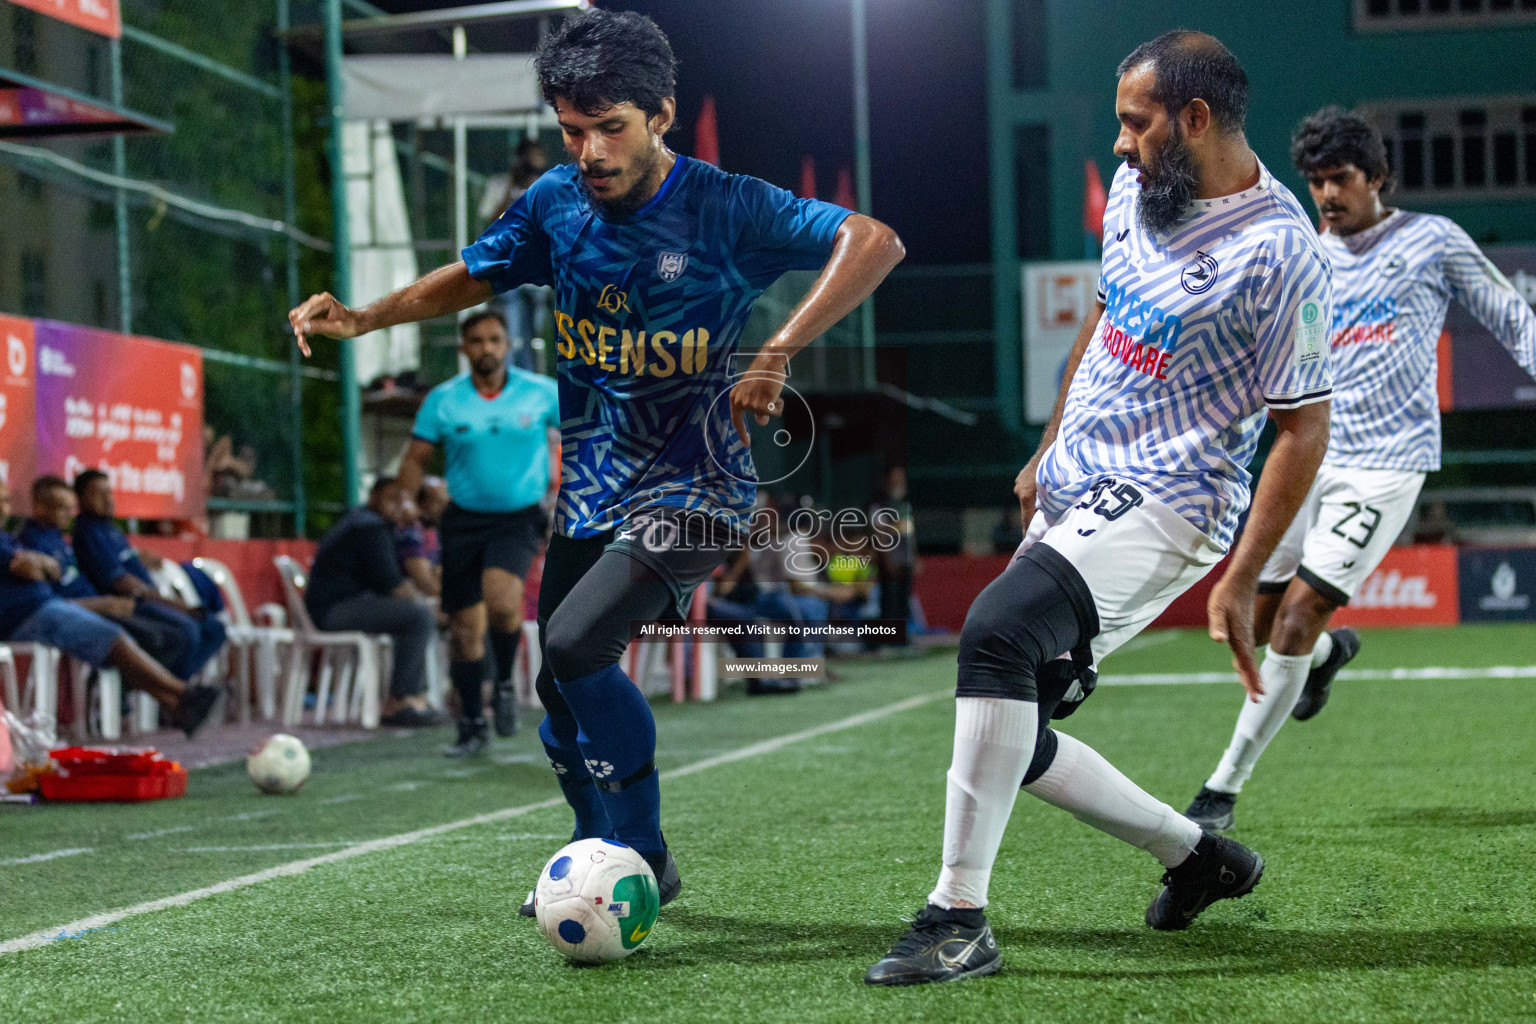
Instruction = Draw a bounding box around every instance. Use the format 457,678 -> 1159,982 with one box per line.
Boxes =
798,155 -> 817,199
694,95 -> 719,167
833,165 -> 857,211
1083,158 -> 1108,238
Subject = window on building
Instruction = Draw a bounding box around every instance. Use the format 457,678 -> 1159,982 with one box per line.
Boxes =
13,7 -> 37,75
93,280 -> 109,327
1013,124 -> 1050,258
1011,0 -> 1047,90
21,251 -> 46,318
1355,0 -> 1536,27
1366,99 -> 1536,197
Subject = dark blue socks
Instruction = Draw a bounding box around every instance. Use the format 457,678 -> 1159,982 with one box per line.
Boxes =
556,663 -> 663,858
538,712 -> 611,840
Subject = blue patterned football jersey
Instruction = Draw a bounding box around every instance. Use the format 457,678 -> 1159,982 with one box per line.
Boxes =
463,157 -> 851,538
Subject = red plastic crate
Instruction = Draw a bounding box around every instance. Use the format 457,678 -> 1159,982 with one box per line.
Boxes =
39,766 -> 187,802
41,747 -> 187,802
49,747 -> 169,776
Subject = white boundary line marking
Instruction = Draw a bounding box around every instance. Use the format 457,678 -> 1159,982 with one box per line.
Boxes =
0,848 -> 94,867
1099,665 -> 1536,686
126,826 -> 197,841
0,691 -> 946,956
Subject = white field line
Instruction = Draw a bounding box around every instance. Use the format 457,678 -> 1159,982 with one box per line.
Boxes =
180,843 -> 358,853
0,690 -> 948,956
319,794 -> 363,805
1114,630 -> 1186,655
0,848 -> 94,867
1099,665 -> 1536,686
125,826 -> 197,841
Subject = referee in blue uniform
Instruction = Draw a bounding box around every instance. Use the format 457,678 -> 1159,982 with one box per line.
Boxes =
398,310 -> 560,756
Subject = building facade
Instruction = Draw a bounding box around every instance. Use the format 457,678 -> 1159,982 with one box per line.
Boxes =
989,0 -> 1536,427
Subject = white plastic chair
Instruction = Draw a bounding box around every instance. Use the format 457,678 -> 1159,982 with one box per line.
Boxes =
65,660 -> 126,740
192,557 -> 294,722
0,643 -> 60,743
273,556 -> 391,729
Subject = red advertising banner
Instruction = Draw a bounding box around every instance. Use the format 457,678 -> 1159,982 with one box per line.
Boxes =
32,320 -> 204,519
6,0 -> 121,39
1328,545 -> 1460,628
0,315 -> 36,514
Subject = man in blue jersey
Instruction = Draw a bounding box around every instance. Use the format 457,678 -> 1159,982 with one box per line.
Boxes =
397,309 -> 560,756
71,470 -> 227,682
18,475 -> 190,677
869,32 -> 1334,985
1185,107 -> 1536,832
0,481 -> 220,737
290,10 -> 903,908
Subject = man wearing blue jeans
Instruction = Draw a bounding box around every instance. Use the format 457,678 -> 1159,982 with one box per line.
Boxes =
0,530 -> 219,737
70,470 -> 225,681
17,476 -> 190,678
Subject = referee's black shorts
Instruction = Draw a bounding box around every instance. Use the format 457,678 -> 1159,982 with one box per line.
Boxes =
440,503 -> 547,614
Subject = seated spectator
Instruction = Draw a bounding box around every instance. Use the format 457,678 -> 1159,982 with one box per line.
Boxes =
870,466 -> 915,635
395,502 -> 440,599
305,478 -> 439,727
17,477 -> 190,677
0,524 -> 219,737
1414,498 -> 1460,546
71,470 -> 226,680
418,477 -> 449,562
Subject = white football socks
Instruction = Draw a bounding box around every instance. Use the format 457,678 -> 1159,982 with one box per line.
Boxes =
1024,731 -> 1200,869
1310,630 -> 1333,668
928,697 -> 1037,911
1205,647 -> 1313,795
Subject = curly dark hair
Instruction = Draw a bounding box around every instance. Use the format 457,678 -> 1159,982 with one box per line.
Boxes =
534,10 -> 677,121
1117,30 -> 1248,136
1291,106 -> 1393,192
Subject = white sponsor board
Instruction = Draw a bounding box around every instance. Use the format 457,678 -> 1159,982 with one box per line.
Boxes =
1022,261 -> 1100,423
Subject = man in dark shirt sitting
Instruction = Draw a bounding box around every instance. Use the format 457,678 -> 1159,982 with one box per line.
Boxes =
0,488 -> 219,737
306,477 -> 438,727
71,470 -> 226,681
18,476 -> 189,677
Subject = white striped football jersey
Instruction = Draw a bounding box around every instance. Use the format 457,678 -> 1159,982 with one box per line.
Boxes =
1036,160 -> 1334,552
1320,210 -> 1536,472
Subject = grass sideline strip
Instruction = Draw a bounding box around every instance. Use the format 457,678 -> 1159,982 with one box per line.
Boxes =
1099,665 -> 1536,686
0,690 -> 948,957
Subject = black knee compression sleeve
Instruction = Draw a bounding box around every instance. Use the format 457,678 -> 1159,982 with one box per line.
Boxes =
955,543 -> 1098,703
534,660 -> 569,719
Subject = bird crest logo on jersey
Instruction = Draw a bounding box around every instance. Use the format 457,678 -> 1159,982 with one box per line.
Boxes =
656,251 -> 689,282
596,284 -> 631,314
1181,251 -> 1219,294
1380,253 -> 1407,278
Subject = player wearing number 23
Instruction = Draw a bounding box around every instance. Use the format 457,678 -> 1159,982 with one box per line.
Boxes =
1184,107 -> 1536,834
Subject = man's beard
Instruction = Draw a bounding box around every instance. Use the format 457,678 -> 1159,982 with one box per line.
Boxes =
1135,126 -> 1199,234
580,145 -> 663,218
471,355 -> 503,377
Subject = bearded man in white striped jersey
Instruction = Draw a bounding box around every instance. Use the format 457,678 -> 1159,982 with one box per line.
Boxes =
867,31 -> 1336,986
1185,107 -> 1536,833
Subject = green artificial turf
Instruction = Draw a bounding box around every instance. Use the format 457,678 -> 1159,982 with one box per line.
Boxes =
2,624 -> 1535,1023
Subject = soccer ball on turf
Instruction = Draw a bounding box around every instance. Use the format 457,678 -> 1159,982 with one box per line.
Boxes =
534,838 -> 660,963
246,734 -> 311,794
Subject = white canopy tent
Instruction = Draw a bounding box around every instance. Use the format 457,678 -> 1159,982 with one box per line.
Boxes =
340,50 -> 555,383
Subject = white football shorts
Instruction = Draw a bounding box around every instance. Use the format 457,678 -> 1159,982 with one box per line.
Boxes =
1257,464 -> 1426,604
1018,477 -> 1225,666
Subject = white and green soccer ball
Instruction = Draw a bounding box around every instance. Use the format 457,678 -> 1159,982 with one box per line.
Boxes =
246,734 -> 311,794
534,838 -> 660,963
